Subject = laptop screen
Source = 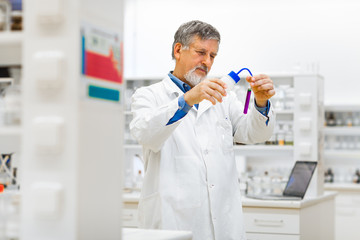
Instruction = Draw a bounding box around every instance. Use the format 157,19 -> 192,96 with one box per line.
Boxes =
283,161 -> 318,198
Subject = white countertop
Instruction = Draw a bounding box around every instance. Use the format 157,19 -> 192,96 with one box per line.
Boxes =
123,191 -> 337,209
123,228 -> 192,240
242,191 -> 337,209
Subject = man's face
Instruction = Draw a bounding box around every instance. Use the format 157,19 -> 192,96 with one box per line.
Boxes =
175,36 -> 219,85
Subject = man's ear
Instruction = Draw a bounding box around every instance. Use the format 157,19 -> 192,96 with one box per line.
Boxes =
173,43 -> 182,60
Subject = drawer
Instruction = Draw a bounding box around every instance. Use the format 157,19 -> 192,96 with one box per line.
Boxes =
244,211 -> 299,235
122,208 -> 139,228
336,193 -> 360,207
247,233 -> 300,240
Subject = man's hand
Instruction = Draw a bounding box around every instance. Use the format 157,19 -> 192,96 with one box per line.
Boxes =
246,74 -> 275,107
184,78 -> 227,106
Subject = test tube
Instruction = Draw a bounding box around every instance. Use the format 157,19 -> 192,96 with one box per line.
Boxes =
243,88 -> 251,114
236,68 -> 253,114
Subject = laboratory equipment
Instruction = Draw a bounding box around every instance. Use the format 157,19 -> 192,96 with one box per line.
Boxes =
0,153 -> 17,188
236,68 -> 253,114
217,67 -> 253,114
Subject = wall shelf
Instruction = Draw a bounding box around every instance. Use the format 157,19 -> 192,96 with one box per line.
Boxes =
323,126 -> 360,135
234,145 -> 294,156
324,150 -> 360,159
274,109 -> 294,115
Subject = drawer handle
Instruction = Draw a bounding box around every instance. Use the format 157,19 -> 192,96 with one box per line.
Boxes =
123,213 -> 134,220
253,218 -> 284,227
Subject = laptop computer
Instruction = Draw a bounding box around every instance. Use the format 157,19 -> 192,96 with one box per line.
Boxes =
246,161 -> 318,201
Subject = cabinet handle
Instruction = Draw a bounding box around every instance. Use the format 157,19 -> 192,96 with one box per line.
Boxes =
123,213 -> 134,220
253,218 -> 284,227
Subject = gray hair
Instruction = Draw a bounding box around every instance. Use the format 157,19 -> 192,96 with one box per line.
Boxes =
171,20 -> 221,59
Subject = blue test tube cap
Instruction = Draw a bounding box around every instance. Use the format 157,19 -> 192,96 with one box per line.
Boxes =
228,71 -> 241,83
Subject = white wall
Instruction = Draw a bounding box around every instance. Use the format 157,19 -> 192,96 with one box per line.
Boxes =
124,0 -> 360,105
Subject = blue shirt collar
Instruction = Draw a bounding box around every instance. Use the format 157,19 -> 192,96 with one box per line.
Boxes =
168,72 -> 191,93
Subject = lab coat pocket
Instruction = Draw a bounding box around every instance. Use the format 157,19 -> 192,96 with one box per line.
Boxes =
138,192 -> 161,228
216,118 -> 234,154
175,156 -> 201,210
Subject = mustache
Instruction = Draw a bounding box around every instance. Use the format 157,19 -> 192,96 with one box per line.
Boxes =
195,65 -> 208,74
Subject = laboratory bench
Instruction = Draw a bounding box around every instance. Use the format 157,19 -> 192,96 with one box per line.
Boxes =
123,191 -> 336,240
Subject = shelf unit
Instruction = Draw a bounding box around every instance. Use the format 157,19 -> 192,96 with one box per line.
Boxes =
323,105 -> 360,240
323,104 -> 360,169
0,32 -> 23,154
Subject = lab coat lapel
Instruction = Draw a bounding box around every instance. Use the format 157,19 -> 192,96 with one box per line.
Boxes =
197,100 -> 212,120
163,76 -> 198,113
162,76 -> 184,99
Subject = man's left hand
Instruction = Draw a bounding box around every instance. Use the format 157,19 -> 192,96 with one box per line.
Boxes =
246,74 -> 275,107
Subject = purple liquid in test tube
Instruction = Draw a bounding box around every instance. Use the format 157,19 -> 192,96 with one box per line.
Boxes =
236,68 -> 253,114
243,88 -> 251,114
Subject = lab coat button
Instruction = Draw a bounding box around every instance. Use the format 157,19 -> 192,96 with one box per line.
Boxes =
204,149 -> 209,155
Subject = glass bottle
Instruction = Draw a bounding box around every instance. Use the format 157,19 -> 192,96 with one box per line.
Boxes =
326,112 -> 336,126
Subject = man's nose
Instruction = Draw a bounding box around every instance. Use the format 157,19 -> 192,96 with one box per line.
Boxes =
202,54 -> 212,69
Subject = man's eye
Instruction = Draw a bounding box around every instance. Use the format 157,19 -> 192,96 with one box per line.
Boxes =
196,51 -> 206,55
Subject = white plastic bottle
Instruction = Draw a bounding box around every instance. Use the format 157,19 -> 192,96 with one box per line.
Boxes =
221,71 -> 241,93
202,71 -> 240,108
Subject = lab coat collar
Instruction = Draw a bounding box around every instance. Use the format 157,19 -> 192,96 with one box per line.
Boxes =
163,75 -> 184,99
162,75 -> 213,116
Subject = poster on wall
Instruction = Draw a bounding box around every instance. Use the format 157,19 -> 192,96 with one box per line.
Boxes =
81,22 -> 123,103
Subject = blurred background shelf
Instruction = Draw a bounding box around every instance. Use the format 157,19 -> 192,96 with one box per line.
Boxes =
324,150 -> 360,159
323,126 -> 360,135
234,145 -> 294,157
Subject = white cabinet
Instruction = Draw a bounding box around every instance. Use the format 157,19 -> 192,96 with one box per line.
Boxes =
325,184 -> 360,240
243,192 -> 336,240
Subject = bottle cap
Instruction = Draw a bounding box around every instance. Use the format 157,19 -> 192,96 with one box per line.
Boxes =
228,71 -> 240,83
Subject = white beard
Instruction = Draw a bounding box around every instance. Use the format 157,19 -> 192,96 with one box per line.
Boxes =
184,66 -> 207,86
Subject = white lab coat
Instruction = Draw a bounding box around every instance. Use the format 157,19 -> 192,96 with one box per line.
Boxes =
130,75 -> 275,240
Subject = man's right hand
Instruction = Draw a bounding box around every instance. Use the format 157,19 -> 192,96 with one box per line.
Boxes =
183,78 -> 227,106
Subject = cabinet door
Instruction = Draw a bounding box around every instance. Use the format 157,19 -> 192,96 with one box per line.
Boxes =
246,233 -> 300,240
335,193 -> 360,240
122,208 -> 139,228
